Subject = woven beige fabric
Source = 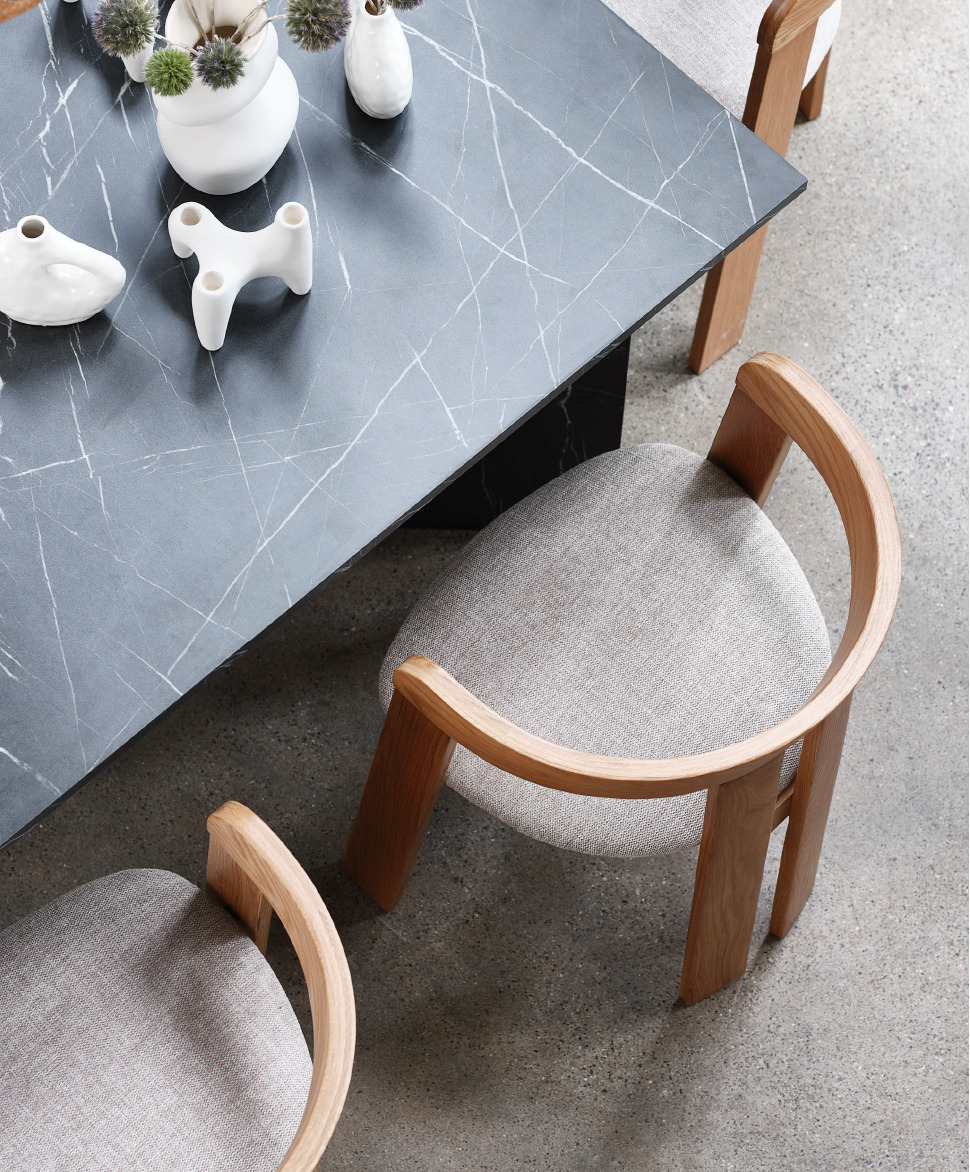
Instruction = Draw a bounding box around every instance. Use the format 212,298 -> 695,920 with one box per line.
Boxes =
601,0 -> 841,120
0,869 -> 311,1171
381,444 -> 831,857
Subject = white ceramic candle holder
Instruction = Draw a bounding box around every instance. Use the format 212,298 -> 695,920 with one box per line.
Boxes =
168,201 -> 313,351
0,215 -> 126,327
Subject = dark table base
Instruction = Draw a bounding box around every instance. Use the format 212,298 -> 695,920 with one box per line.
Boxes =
407,337 -> 630,529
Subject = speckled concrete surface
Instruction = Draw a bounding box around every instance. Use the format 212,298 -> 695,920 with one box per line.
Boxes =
1,1 -> 966,1169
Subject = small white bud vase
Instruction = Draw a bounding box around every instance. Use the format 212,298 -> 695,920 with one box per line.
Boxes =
121,45 -> 151,84
0,216 -> 126,327
153,0 -> 299,196
344,0 -> 412,120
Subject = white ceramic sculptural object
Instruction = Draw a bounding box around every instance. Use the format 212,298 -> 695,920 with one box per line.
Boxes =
168,201 -> 312,351
0,215 -> 126,327
153,0 -> 299,195
344,0 -> 413,119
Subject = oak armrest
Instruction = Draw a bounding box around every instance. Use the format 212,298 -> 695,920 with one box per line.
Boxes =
759,0 -> 838,49
206,802 -> 355,1172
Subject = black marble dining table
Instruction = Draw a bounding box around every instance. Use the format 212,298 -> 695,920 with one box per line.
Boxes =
0,0 -> 805,847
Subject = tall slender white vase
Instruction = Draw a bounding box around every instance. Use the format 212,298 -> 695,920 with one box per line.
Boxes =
344,0 -> 412,119
153,0 -> 299,195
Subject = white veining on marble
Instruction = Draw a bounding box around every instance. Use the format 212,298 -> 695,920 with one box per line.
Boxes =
0,0 -> 803,841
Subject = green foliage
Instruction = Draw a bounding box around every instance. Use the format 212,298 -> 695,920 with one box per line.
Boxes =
284,0 -> 350,52
388,0 -> 423,9
90,0 -> 157,57
195,36 -> 246,88
144,46 -> 195,95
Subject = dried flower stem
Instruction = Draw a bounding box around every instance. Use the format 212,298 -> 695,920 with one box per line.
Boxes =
238,14 -> 286,46
232,0 -> 270,41
181,0 -> 210,43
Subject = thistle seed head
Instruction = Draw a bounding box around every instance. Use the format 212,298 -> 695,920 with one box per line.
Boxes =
285,0 -> 350,52
194,36 -> 246,88
143,46 -> 195,95
91,0 -> 157,57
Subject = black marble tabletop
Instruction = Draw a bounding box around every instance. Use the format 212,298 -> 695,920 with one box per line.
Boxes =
0,0 -> 804,846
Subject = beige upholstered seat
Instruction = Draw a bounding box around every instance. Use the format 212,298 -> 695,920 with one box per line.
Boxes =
602,0 -> 841,121
0,868 -> 311,1172
380,444 -> 831,857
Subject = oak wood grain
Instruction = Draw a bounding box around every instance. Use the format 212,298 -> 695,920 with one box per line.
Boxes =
759,0 -> 838,50
206,835 -> 273,952
688,229 -> 769,375
342,689 -> 455,911
770,694 -> 852,936
207,802 -> 356,1172
708,384 -> 793,506
688,0 -> 836,372
0,0 -> 43,23
680,754 -> 783,1005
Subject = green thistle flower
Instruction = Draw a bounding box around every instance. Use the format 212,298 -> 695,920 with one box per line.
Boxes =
195,37 -> 246,89
91,0 -> 157,57
285,0 -> 350,52
144,46 -> 195,96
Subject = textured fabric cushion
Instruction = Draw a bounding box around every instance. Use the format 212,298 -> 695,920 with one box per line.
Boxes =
0,869 -> 311,1172
601,0 -> 841,120
381,444 -> 831,857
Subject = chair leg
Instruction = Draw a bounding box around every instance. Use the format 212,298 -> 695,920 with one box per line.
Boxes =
342,688 -> 455,911
687,226 -> 768,374
798,50 -> 831,121
679,754 -> 782,1005
770,694 -> 852,938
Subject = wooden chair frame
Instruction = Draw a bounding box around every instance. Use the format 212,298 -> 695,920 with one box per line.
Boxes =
207,801 -> 356,1172
343,352 -> 901,1004
0,0 -> 43,22
689,0 -> 839,372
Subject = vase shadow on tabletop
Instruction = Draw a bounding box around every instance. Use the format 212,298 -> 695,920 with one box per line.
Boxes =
0,313 -> 119,394
343,85 -> 413,162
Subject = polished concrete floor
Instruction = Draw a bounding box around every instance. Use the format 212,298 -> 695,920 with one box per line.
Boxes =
2,1 -> 967,1169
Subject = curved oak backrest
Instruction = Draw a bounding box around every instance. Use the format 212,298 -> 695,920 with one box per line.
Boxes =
390,353 -> 901,801
206,801 -> 356,1172
743,0 -> 840,155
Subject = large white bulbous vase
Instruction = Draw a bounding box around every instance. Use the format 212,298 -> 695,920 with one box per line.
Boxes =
344,0 -> 412,120
153,0 -> 299,196
0,216 -> 126,327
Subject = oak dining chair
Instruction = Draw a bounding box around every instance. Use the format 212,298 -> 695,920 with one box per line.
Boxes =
0,801 -> 355,1171
343,353 -> 901,1005
603,0 -> 842,372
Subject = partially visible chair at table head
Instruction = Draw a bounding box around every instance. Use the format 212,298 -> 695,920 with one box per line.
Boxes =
0,801 -> 355,1171
342,353 -> 900,1005
1,0 -> 43,21
602,0 -> 842,373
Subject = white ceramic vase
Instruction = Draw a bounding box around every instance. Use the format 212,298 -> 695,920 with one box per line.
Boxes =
0,216 -> 126,327
344,0 -> 412,120
121,46 -> 151,84
154,0 -> 299,196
